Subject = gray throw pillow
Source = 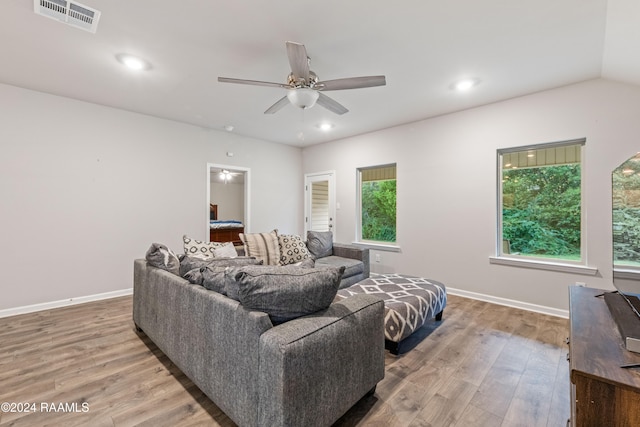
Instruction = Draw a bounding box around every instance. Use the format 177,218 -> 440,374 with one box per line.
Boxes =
183,268 -> 204,285
179,255 -> 262,277
201,266 -> 230,293
233,265 -> 345,324
306,230 -> 333,259
145,243 -> 180,275
224,266 -> 244,300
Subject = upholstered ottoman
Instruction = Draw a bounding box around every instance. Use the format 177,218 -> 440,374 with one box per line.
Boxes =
337,273 -> 447,354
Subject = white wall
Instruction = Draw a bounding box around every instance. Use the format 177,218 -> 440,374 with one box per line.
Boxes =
302,78 -> 640,312
0,83 -> 303,311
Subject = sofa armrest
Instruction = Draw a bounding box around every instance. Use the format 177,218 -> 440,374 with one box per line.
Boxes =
332,243 -> 370,278
257,294 -> 385,427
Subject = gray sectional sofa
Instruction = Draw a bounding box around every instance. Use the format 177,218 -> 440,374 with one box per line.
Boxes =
133,257 -> 384,426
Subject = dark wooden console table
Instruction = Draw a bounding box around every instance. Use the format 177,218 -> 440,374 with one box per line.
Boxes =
569,286 -> 640,426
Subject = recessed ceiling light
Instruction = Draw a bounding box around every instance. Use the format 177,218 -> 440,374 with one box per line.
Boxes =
116,53 -> 150,71
317,123 -> 334,131
451,78 -> 480,91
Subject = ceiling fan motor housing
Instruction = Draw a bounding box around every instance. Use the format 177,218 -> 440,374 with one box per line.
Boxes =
287,71 -> 318,88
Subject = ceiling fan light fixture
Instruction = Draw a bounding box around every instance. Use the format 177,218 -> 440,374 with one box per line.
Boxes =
219,169 -> 232,183
287,88 -> 319,109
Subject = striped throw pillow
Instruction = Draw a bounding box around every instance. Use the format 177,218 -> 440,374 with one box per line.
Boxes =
239,229 -> 281,265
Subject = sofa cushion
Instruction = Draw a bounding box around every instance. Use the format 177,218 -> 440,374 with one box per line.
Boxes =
179,255 -> 262,277
183,235 -> 227,258
145,243 -> 180,275
306,230 -> 333,259
315,256 -> 364,278
229,265 -> 345,324
278,234 -> 311,266
239,229 -> 280,265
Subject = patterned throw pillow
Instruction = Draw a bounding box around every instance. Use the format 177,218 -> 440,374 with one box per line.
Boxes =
278,234 -> 311,266
183,235 -> 227,258
239,229 -> 280,265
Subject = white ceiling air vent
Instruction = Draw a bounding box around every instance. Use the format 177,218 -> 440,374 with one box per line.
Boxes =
33,0 -> 101,33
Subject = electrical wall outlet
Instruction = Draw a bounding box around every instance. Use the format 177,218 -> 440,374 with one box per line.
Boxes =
575,282 -> 587,287
375,254 -> 381,263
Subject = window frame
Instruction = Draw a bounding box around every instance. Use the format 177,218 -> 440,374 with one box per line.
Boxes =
493,138 -> 596,274
355,163 -> 400,251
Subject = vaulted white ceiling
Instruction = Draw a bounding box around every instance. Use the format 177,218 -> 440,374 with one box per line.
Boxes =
1,0 -> 639,146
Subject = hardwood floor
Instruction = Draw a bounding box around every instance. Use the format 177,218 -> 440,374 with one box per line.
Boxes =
0,294 -> 569,426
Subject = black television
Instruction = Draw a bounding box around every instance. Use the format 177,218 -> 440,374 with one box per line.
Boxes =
606,278 -> 640,354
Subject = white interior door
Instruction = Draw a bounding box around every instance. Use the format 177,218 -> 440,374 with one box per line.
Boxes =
304,171 -> 336,236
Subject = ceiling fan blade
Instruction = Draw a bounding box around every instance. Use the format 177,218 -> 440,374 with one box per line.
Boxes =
285,41 -> 310,83
317,76 -> 386,91
316,93 -> 348,115
218,77 -> 289,89
264,96 -> 290,114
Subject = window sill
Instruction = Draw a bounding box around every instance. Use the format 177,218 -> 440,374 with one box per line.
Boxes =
489,256 -> 598,276
613,268 -> 640,280
352,242 -> 401,252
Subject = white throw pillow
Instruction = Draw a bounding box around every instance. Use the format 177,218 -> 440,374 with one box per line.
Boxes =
213,242 -> 238,258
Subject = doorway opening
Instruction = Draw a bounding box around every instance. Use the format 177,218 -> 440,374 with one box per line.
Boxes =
207,163 -> 250,242
304,171 -> 336,236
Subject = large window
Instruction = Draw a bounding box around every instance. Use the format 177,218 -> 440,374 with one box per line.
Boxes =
358,164 -> 396,244
498,140 -> 584,262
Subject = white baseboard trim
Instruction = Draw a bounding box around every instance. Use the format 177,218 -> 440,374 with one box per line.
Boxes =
1,286 -> 568,320
447,287 -> 569,319
0,288 -> 133,319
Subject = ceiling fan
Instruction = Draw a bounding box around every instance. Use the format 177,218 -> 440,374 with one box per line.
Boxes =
218,41 -> 386,115
216,169 -> 241,184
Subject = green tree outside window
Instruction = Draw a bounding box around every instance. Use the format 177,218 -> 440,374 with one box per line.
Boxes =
359,164 -> 396,243
500,142 -> 583,261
